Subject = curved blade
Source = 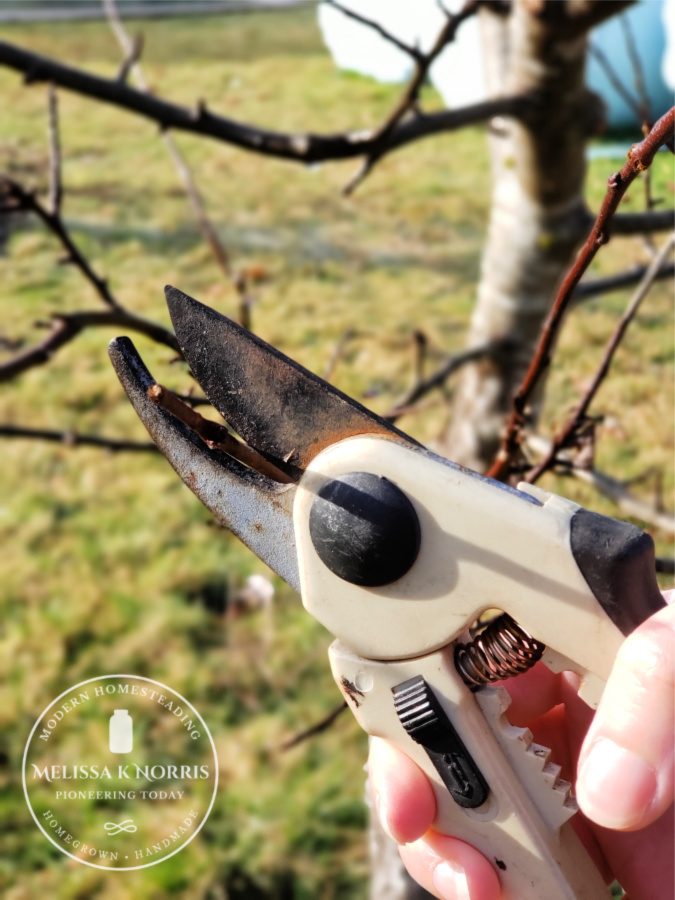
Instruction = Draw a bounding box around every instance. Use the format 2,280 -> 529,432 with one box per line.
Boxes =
109,336 -> 299,591
165,285 -> 414,471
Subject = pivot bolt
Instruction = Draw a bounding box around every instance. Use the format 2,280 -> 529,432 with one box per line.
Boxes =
308,471 -> 421,587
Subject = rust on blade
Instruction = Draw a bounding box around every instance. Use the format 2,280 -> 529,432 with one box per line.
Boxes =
108,336 -> 300,591
165,285 -> 416,474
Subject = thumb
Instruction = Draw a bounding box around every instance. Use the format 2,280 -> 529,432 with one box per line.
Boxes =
576,597 -> 674,831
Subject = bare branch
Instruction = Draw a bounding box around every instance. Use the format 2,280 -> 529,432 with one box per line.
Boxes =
340,0 -> 482,191
589,42 -> 644,127
277,702 -> 348,752
527,234 -> 675,482
385,342 -> 497,421
0,309 -> 179,382
0,423 -> 157,453
573,260 -> 675,301
116,32 -> 144,84
565,466 -> 675,534
324,1 -> 420,60
656,558 -> 675,575
46,83 -> 62,215
488,107 -> 675,480
525,435 -> 675,534
0,40 -> 531,167
1,176 -> 121,309
620,16 -> 652,127
323,328 -> 357,381
103,0 -> 257,327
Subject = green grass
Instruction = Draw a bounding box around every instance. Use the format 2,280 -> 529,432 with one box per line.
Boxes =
0,7 -> 673,898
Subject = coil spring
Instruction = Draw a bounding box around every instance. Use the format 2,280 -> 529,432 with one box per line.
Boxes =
454,613 -> 545,689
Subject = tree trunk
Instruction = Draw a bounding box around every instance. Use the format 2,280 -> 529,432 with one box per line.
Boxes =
368,2 -> 603,896
445,0 -> 596,471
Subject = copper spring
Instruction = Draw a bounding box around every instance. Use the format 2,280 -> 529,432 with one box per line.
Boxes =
454,613 -> 545,689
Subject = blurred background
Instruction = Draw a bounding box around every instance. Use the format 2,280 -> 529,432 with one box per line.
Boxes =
0,1 -> 672,897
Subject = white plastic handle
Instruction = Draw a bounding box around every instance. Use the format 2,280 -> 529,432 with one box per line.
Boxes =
329,640 -> 610,900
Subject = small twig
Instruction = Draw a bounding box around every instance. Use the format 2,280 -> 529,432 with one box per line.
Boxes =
564,467 -> 675,535
619,17 -> 658,250
116,32 -> 143,84
620,17 -> 652,129
46,83 -> 62,215
488,108 -> 675,481
589,43 -> 645,128
0,334 -> 24,351
0,423 -> 156,453
1,176 -> 120,310
324,1 -> 419,60
278,702 -> 348,752
147,383 -> 294,484
527,234 -> 675,483
333,0 -> 481,192
0,309 -> 178,382
385,342 -> 497,421
412,330 -> 428,387
323,328 -> 356,381
172,391 -> 211,408
104,0 -> 256,328
525,435 -> 675,535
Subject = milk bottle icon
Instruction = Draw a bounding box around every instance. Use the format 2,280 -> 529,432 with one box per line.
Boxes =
109,709 -> 133,753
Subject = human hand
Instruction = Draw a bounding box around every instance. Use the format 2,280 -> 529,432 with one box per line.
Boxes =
368,593 -> 674,900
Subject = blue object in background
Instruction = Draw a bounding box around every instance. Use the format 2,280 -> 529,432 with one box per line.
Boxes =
587,0 -> 672,131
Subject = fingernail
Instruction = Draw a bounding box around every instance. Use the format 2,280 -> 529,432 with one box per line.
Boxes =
577,737 -> 656,829
433,860 -> 472,900
373,788 -> 396,842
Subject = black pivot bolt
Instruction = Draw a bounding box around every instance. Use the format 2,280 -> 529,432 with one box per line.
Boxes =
308,471 -> 421,587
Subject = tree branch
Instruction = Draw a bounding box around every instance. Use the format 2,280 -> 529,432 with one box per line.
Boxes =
620,16 -> 652,128
589,42 -> 645,128
0,424 -> 157,453
46,83 -> 62,215
333,0 -> 482,192
324,1 -> 420,60
525,435 -> 675,534
0,39 -> 530,167
277,702 -> 348,752
0,308 -> 179,382
1,176 -> 121,310
526,234 -> 675,482
103,0 -> 256,328
487,107 -> 675,480
573,260 -> 675,301
385,341 -> 497,421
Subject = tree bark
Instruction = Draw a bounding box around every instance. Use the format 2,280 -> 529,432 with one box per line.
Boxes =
445,0 -> 597,471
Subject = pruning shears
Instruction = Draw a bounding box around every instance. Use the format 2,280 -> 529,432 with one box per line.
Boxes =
109,287 -> 665,900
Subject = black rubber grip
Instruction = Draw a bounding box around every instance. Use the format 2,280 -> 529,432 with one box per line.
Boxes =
570,508 -> 665,636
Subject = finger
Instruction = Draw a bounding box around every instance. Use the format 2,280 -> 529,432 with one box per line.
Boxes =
399,833 -> 501,900
499,663 -> 578,726
368,736 -> 436,843
576,603 -> 675,830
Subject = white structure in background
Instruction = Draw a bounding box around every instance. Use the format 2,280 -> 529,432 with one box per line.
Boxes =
318,0 -> 673,131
